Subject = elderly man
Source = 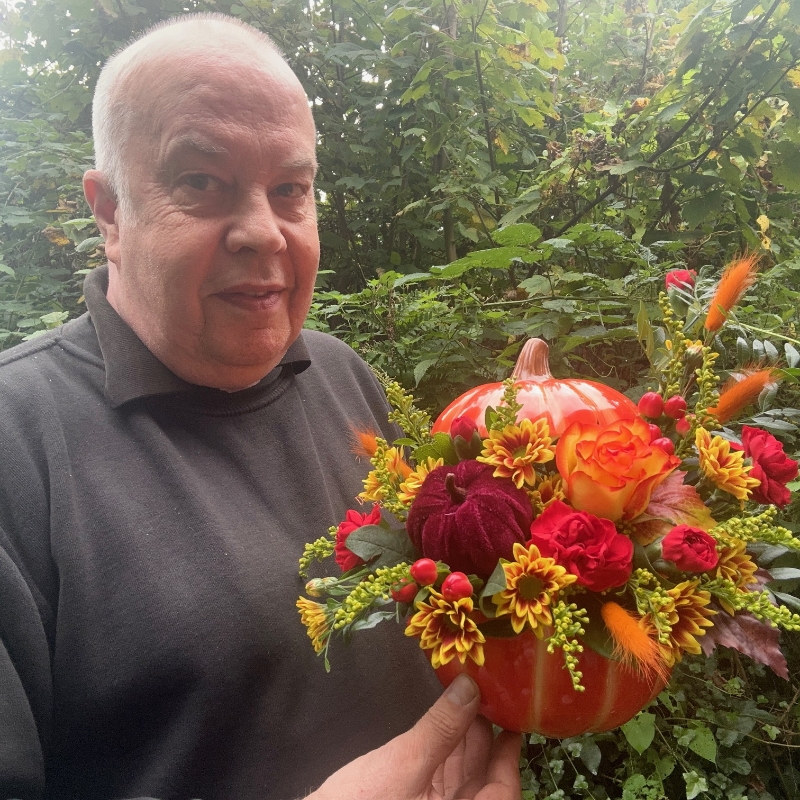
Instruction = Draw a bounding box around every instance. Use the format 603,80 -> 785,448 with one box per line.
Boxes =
0,13 -> 520,800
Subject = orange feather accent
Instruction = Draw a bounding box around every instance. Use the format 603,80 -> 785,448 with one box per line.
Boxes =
704,253 -> 759,332
351,428 -> 379,459
707,368 -> 777,424
601,601 -> 670,684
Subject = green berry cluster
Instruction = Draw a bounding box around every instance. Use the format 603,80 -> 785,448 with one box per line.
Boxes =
493,378 -> 523,430
547,601 -> 589,691
332,563 -> 411,631
715,507 -> 800,550
298,529 -> 336,577
381,378 -> 432,447
630,568 -> 674,644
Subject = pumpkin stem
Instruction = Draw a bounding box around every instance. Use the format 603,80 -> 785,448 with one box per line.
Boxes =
511,338 -> 552,382
445,472 -> 467,504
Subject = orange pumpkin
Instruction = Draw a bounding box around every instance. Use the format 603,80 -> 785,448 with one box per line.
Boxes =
430,338 -> 661,737
433,630 -> 666,738
432,338 -> 638,438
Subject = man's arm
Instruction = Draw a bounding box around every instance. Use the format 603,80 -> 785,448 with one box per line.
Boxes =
304,675 -> 522,800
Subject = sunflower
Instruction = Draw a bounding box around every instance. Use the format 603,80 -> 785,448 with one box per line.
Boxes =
297,597 -> 333,654
696,428 -> 760,501
404,589 -> 485,668
492,542 -> 577,635
478,418 -> 555,489
655,580 -> 716,667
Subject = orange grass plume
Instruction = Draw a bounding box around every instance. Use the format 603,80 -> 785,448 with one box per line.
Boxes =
707,367 -> 777,424
704,253 -> 759,333
601,601 -> 670,684
350,427 -> 380,459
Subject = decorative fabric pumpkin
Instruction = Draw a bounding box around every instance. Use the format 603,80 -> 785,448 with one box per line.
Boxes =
433,338 -> 638,438
433,629 -> 666,737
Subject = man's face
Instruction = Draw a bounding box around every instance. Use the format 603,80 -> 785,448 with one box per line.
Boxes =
102,53 -> 319,390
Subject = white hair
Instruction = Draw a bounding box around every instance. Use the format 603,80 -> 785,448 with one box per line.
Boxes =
91,13 -> 285,215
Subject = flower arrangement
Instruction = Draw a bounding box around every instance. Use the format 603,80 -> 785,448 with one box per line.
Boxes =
298,254 -> 800,737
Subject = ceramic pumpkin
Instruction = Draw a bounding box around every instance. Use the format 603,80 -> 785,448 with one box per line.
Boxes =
433,338 -> 638,437
433,630 -> 667,737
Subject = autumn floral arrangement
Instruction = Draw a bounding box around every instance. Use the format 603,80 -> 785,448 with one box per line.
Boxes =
297,254 -> 800,736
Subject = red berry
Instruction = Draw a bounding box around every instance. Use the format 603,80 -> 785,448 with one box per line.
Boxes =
675,416 -> 692,436
391,579 -> 418,604
638,391 -> 664,418
651,437 -> 675,455
410,558 -> 439,586
647,423 -> 662,443
663,395 -> 688,419
441,572 -> 473,601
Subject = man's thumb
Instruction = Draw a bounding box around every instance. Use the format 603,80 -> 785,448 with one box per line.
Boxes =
395,674 -> 481,780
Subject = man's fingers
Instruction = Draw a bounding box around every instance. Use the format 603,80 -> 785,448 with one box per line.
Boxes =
394,674 -> 481,785
482,731 -> 523,794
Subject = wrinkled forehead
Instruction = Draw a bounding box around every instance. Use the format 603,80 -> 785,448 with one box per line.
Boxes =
119,46 -> 314,159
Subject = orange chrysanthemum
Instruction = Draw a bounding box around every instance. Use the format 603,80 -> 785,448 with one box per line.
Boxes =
492,542 -> 577,635
655,580 -> 716,667
398,457 -> 445,505
704,253 -> 759,332
478,418 -> 555,489
696,428 -> 761,501
707,368 -> 777,424
404,589 -> 486,668
601,601 -> 670,683
297,597 -> 332,654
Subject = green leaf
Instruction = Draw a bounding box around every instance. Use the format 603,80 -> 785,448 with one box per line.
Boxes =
682,191 -> 724,227
414,358 -> 438,386
766,567 -> 800,583
637,301 -> 655,358
683,771 -> 708,800
0,263 -> 15,276
350,610 -> 395,631
75,236 -> 103,253
412,432 -> 458,465
344,525 -> 418,569
687,724 -> 717,762
607,160 -> 647,175
492,223 -> 542,247
621,712 -> 655,754
773,141 -> 800,190
579,740 -> 602,775
785,343 -> 800,368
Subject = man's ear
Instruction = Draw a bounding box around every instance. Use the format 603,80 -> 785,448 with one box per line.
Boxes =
83,170 -> 121,266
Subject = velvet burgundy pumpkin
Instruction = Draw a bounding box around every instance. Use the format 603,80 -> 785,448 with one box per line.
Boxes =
433,338 -> 638,438
406,460 -> 533,579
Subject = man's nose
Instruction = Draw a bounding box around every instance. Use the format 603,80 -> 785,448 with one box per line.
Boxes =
224,189 -> 287,255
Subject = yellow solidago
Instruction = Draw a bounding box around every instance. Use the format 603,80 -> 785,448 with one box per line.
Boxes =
478,418 -> 555,489
696,428 -> 760,501
405,589 -> 485,669
493,542 -> 577,635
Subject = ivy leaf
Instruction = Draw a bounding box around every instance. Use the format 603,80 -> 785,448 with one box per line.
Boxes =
687,724 -> 717,763
699,610 -> 788,679
345,525 -> 419,569
579,740 -> 602,775
621,712 -> 655,754
630,472 -> 716,544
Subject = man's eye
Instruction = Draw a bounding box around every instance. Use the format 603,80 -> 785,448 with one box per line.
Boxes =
273,183 -> 307,199
182,174 -> 223,192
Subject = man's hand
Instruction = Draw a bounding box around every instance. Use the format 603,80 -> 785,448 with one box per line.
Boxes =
306,674 -> 522,800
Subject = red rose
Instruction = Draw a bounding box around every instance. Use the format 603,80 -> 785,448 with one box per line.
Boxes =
665,269 -> 697,290
406,460 -> 533,578
527,500 -> 633,591
334,506 -> 382,571
661,525 -> 718,572
741,426 -> 798,507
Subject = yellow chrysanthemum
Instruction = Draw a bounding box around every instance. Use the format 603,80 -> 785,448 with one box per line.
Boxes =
297,597 -> 332,654
405,589 -> 485,669
398,457 -> 444,505
715,539 -> 759,613
655,580 -> 716,667
359,469 -> 385,503
492,542 -> 577,635
357,446 -> 412,503
478,418 -> 555,489
696,428 -> 761,501
530,474 -> 566,510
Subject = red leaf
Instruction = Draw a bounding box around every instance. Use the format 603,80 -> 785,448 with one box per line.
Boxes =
630,471 -> 717,545
700,610 -> 788,679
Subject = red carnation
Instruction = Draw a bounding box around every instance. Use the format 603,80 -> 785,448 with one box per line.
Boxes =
527,500 -> 633,591
741,426 -> 798,507
661,525 -> 719,572
334,506 -> 382,571
665,269 -> 697,291
406,460 -> 533,578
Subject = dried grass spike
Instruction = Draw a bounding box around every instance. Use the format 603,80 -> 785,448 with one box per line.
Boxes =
351,427 -> 379,459
601,601 -> 670,684
704,253 -> 759,333
708,367 -> 777,424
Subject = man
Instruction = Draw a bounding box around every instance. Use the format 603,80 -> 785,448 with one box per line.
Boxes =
0,14 -> 520,800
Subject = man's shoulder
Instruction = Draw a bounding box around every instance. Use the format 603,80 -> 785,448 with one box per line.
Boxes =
301,328 -> 367,362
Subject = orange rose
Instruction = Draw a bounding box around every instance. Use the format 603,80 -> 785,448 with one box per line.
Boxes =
556,417 -> 680,522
